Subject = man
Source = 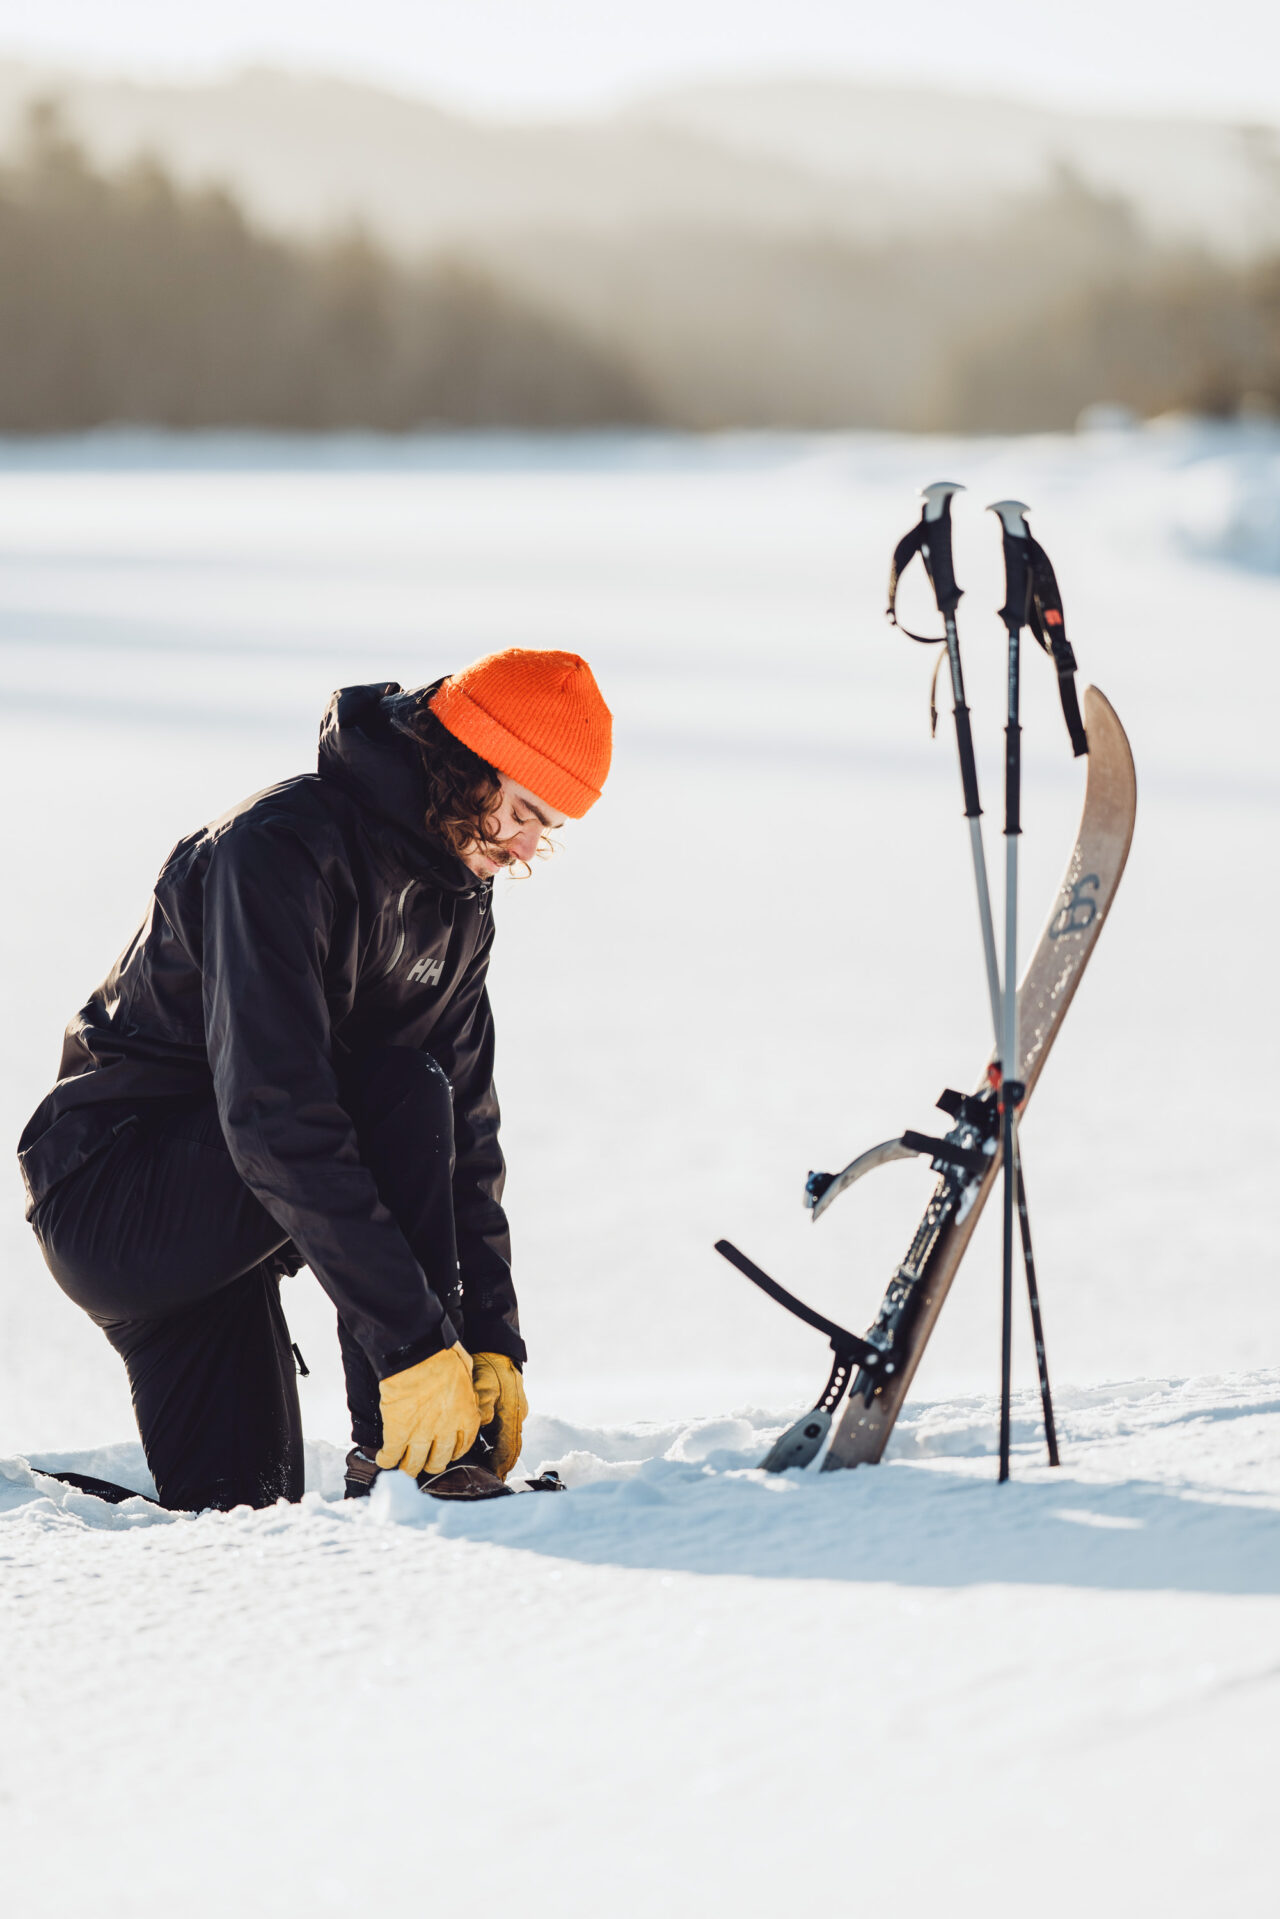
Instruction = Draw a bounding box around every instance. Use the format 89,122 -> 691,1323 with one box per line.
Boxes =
18,648 -> 611,1511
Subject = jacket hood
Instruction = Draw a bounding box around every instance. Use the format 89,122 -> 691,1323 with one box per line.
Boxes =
317,681 -> 478,893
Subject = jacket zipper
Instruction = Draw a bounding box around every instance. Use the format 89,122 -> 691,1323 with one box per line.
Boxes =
383,881 -> 416,978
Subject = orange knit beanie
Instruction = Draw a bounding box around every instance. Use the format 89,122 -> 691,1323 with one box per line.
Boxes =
429,648 -> 612,818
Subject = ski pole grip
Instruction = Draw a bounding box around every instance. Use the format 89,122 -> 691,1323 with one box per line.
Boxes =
1005,721 -> 1022,835
987,499 -> 1032,635
919,481 -> 964,618
988,499 -> 1031,540
953,700 -> 982,818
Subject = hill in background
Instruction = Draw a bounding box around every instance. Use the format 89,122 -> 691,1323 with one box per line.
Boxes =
2,62 -> 1278,254
0,61 -> 1278,432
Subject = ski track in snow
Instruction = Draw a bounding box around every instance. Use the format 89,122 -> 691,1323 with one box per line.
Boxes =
2,421 -> 1279,1914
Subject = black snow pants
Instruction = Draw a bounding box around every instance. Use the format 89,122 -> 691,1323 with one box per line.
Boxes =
32,1047 -> 461,1513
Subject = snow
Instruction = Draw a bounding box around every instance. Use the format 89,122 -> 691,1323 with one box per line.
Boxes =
1,419 -> 1278,1913
5,1375 -> 1280,1914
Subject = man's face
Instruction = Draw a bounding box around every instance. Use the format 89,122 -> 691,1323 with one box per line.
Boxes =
460,776 -> 566,879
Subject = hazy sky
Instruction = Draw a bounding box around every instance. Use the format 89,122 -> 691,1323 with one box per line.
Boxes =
2,0 -> 1276,122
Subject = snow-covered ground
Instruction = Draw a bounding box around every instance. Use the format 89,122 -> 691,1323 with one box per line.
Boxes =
2,421 -> 1278,1914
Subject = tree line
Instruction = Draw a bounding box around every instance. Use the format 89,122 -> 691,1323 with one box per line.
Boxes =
941,245 -> 1280,430
0,103 -> 655,432
1,101 -> 1278,433
477,165 -> 1280,431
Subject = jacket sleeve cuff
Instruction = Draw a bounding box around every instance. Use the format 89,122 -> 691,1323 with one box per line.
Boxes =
377,1315 -> 460,1380
463,1320 -> 527,1369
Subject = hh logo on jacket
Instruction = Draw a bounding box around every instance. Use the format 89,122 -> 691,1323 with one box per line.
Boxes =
407,955 -> 445,986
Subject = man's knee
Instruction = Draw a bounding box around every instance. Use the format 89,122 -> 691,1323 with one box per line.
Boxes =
114,1265 -> 304,1511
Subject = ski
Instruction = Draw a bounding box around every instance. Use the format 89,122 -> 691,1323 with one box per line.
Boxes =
31,1469 -> 159,1506
817,683 -> 1136,1469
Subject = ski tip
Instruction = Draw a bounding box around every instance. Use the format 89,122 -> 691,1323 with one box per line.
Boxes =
986,499 -> 1032,535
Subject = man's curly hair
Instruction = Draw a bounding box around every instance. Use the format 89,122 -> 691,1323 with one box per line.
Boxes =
393,695 -> 554,876
390,699 -> 505,864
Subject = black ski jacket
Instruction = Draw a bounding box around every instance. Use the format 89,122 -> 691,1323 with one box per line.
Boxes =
17,682 -> 523,1376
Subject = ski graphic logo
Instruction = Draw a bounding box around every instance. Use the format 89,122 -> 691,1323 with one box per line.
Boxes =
1049,873 -> 1100,940
407,955 -> 445,986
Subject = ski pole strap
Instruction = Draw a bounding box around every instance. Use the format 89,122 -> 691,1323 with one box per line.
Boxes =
887,519 -> 943,643
1026,535 -> 1089,759
928,650 -> 945,736
886,484 -> 964,642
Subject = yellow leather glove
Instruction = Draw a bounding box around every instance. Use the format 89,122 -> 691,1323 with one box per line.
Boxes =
376,1343 -> 481,1478
472,1352 -> 528,1482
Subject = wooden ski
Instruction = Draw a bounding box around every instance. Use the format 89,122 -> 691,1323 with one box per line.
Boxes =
821,683 -> 1136,1469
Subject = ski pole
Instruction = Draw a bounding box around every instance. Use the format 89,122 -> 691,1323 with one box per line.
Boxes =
890,485 -> 1058,1480
887,482 -> 1002,1044
988,500 -> 1062,1478
1016,1158 -> 1060,1466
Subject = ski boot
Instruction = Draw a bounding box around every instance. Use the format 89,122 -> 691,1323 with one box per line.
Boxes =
343,1433 -> 563,1501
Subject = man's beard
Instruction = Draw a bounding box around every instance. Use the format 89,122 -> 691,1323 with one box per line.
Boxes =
475,838 -> 518,870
